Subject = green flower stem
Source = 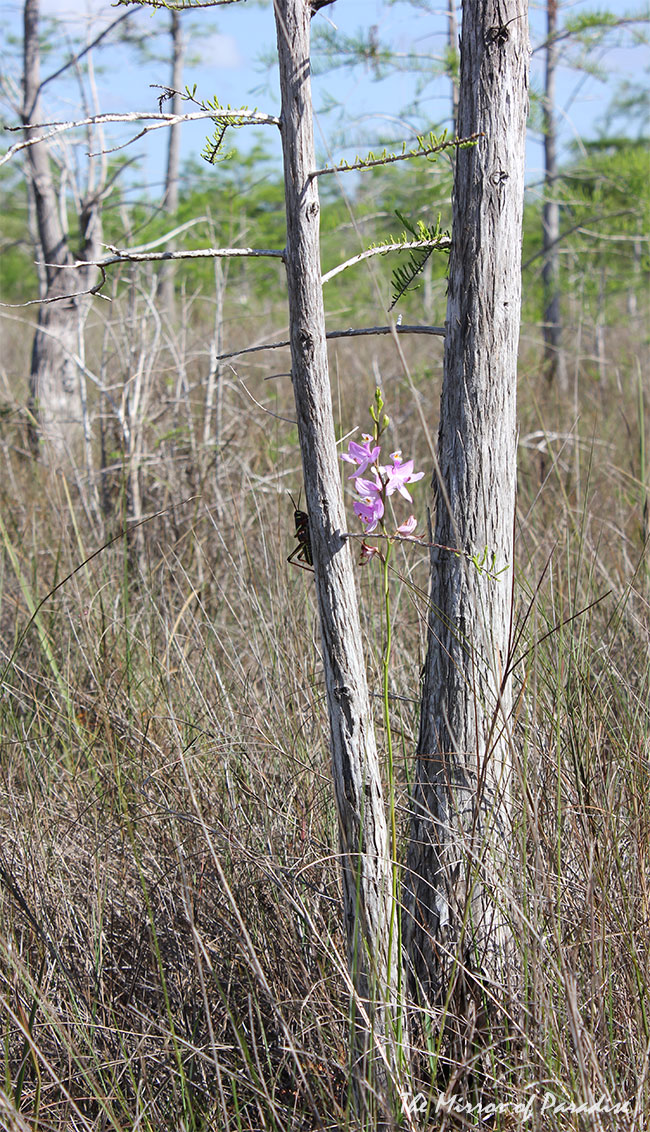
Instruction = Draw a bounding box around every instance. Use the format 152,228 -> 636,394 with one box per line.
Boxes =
382,538 -> 404,1057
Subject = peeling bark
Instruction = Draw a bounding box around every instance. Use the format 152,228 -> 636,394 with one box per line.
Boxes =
405,0 -> 529,1018
274,0 -> 404,1107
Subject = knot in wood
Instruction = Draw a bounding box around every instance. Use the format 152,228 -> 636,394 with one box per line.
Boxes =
298,329 -> 314,357
491,169 -> 509,188
486,23 -> 510,46
306,200 -> 319,220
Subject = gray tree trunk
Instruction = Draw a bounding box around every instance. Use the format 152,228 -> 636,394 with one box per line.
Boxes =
23,0 -> 100,464
404,0 -> 529,1020
274,0 -> 404,1109
157,9 -> 185,316
448,0 -> 460,134
542,0 -> 567,390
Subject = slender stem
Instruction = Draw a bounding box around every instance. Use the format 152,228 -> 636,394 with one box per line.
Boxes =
382,539 -> 404,1058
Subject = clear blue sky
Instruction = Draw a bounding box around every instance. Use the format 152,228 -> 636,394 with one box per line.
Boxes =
1,0 -> 647,199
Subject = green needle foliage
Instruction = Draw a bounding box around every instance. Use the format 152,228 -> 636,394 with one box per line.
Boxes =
384,210 -> 449,309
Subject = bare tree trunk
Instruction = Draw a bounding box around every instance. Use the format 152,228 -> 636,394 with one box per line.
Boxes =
404,0 -> 529,1024
23,0 -> 99,464
274,0 -> 404,1111
542,0 -> 567,391
157,9 -> 185,316
448,0 -> 460,134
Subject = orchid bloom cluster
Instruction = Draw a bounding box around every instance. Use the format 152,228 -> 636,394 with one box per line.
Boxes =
340,390 -> 424,560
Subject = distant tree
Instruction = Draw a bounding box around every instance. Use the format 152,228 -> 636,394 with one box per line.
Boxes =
536,2 -> 649,389
156,9 -> 187,315
541,0 -> 566,389
20,0 -> 132,464
561,135 -> 649,369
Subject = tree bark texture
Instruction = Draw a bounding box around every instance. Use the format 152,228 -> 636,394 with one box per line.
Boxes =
404,0 -> 529,1011
542,0 -> 567,390
273,0 -> 403,1100
23,0 -> 100,464
448,0 -> 460,134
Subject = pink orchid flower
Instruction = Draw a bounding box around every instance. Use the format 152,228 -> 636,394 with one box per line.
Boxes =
382,451 -> 425,502
354,473 -> 383,500
353,493 -> 384,533
340,434 -> 381,479
395,514 -> 418,536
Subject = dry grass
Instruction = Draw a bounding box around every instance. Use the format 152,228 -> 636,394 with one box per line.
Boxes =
0,284 -> 648,1130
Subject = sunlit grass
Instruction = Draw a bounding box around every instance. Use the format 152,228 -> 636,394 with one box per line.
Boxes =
0,293 -> 647,1128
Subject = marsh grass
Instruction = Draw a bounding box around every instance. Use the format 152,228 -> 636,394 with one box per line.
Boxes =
0,290 -> 648,1129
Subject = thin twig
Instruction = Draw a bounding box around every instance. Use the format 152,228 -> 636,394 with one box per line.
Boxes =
36,11 -> 133,104
531,14 -> 648,55
236,375 -> 297,424
1,109 -> 279,168
103,216 -> 211,254
114,0 -> 243,8
522,209 -> 638,269
218,324 -> 446,362
0,266 -> 108,308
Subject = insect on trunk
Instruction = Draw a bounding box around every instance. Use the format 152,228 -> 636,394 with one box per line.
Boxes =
286,492 -> 314,571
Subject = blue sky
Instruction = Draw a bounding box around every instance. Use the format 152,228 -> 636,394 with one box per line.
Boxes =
1,0 -> 647,198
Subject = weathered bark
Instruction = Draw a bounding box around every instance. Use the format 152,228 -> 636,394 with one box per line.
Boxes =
404,0 -> 529,1019
157,9 -> 185,315
274,0 -> 403,1108
448,0 -> 460,134
23,0 -> 100,464
542,0 -> 567,390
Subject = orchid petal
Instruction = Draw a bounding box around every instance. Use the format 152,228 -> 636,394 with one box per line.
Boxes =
396,515 -> 418,536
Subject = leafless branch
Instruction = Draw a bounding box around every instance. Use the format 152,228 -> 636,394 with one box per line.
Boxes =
36,11 -> 134,104
99,216 -> 210,254
219,324 -> 445,362
0,266 -> 108,308
74,245 -> 285,268
574,227 -> 649,243
235,373 -> 297,423
115,0 -> 244,9
1,109 -> 279,168
321,239 -> 451,284
532,14 -> 649,55
522,208 -> 638,269
0,238 -> 285,307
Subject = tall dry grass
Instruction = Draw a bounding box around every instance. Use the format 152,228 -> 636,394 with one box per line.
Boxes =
0,283 -> 648,1129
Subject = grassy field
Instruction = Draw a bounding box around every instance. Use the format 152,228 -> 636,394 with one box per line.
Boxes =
0,279 -> 648,1129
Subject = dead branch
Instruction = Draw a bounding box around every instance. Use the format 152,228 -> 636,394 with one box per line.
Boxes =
1,109 -> 280,168
75,245 -> 285,268
219,323 -> 445,362
0,267 -> 108,308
